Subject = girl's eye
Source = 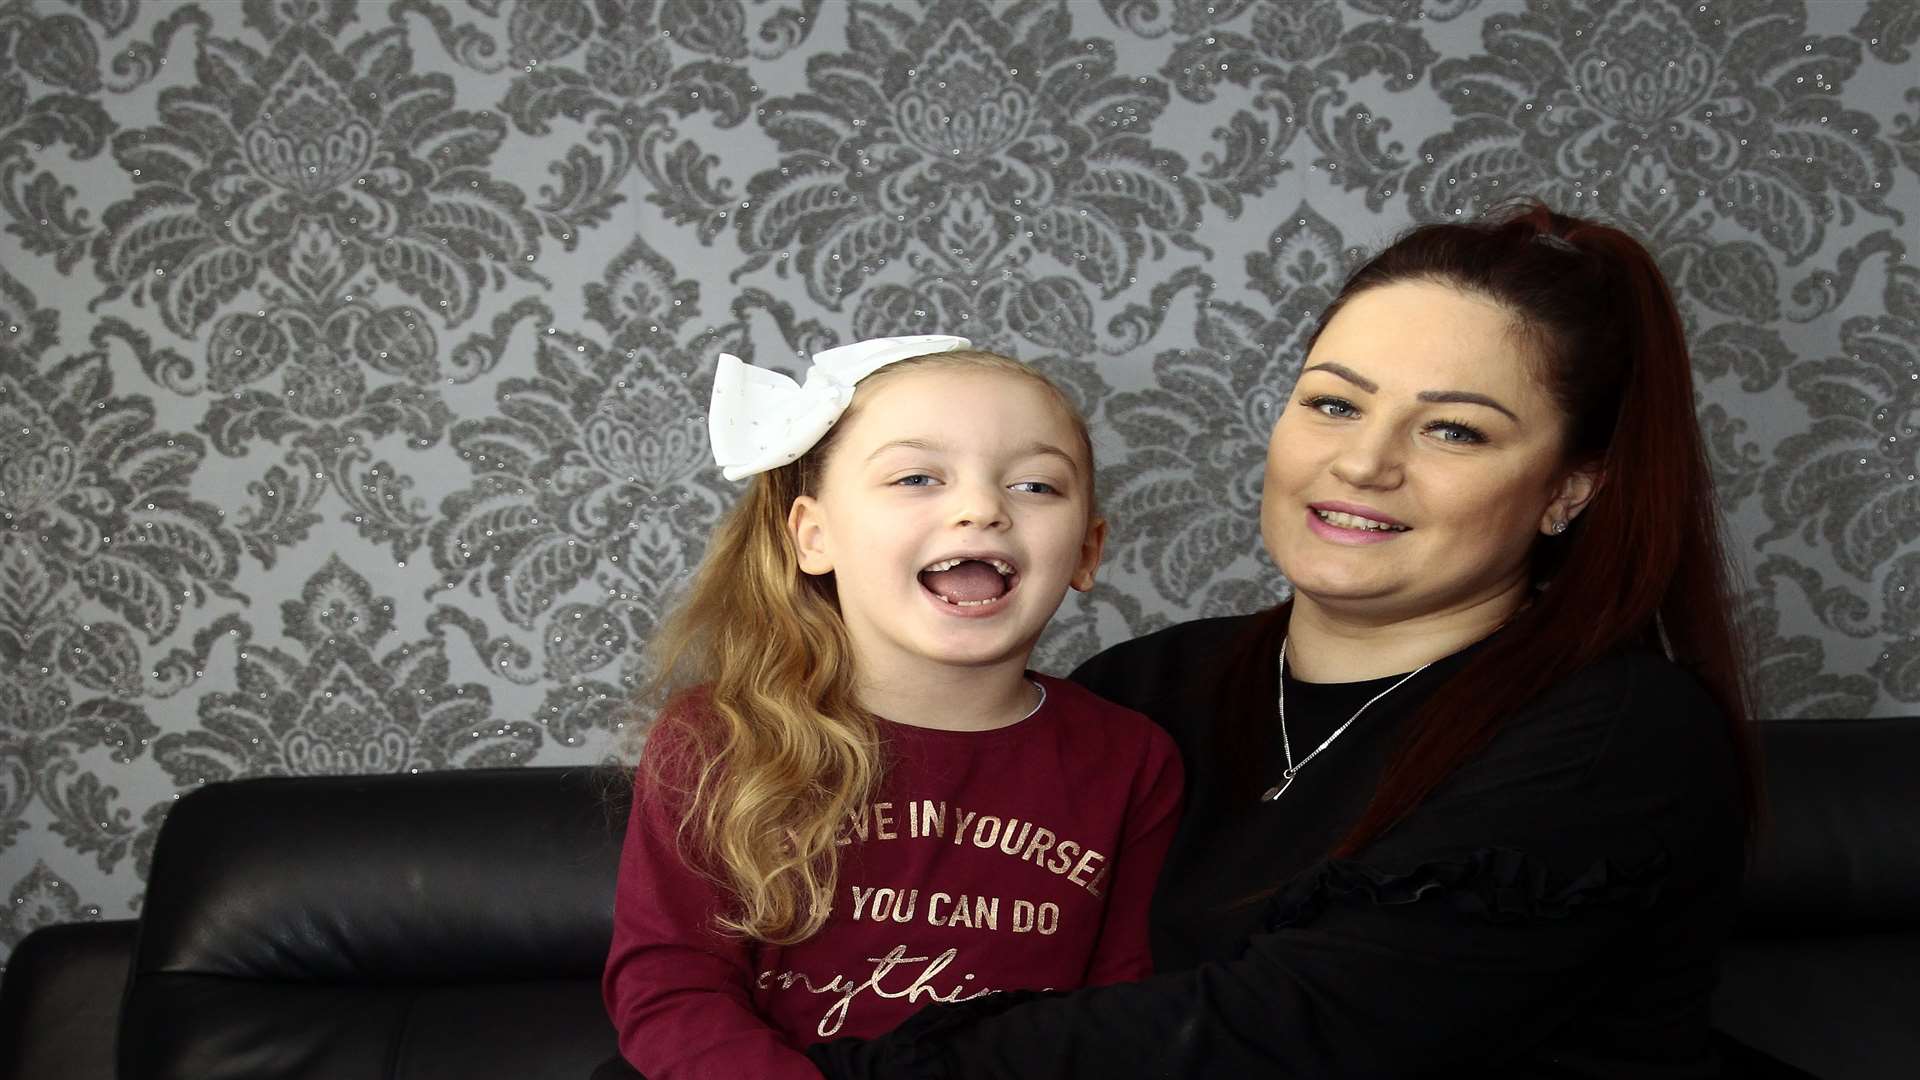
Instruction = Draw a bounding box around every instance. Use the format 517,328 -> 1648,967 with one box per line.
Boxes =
892,473 -> 938,487
1010,481 -> 1060,495
1303,395 -> 1357,419
1426,420 -> 1487,445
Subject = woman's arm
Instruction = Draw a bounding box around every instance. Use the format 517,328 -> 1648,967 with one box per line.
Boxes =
808,839 -> 1657,1077
809,653 -> 1742,1078
603,725 -> 823,1080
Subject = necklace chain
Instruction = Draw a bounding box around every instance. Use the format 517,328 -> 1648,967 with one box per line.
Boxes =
1262,637 -> 1434,802
1019,679 -> 1047,722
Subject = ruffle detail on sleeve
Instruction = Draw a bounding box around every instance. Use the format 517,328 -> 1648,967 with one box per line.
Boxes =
1261,845 -> 1671,931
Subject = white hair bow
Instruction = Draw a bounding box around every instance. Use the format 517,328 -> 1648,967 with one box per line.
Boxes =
708,334 -> 971,481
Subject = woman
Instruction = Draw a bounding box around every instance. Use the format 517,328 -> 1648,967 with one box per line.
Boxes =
805,204 -> 1759,1077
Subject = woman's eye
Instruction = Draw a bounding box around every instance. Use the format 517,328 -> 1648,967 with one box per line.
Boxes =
1427,421 -> 1487,445
1303,395 -> 1357,419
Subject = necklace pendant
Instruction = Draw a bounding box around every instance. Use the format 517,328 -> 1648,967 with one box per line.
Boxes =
1268,636 -> 1436,806
1261,769 -> 1299,803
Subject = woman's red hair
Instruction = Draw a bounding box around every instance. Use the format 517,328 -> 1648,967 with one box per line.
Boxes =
1271,203 -> 1760,856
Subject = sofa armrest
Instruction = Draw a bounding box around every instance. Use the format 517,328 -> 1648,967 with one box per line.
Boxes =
1709,717 -> 1920,1080
0,919 -> 137,1080
121,766 -> 626,1079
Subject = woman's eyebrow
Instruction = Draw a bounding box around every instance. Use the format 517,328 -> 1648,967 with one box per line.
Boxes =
1301,362 -> 1376,392
1305,362 -> 1519,422
1417,389 -> 1519,422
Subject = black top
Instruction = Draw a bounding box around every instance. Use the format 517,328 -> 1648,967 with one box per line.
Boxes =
809,614 -> 1746,1078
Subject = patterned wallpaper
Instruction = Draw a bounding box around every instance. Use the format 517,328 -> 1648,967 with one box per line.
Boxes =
1,0 -> 1916,961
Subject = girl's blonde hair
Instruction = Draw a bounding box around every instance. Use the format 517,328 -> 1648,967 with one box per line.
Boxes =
643,349 -> 1094,944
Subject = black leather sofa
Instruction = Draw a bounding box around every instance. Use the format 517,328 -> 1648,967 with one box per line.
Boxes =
2,719 -> 1915,1079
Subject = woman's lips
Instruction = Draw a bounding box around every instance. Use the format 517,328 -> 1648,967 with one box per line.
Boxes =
1304,506 -> 1408,545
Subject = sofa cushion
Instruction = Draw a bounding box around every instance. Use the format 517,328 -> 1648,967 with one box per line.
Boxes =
122,973 -> 615,1079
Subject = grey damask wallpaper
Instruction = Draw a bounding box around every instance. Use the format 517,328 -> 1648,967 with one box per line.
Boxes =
1,0 -> 1916,961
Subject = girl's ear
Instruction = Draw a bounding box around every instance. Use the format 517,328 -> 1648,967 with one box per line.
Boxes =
1539,463 -> 1602,535
1070,517 -> 1107,592
787,496 -> 834,575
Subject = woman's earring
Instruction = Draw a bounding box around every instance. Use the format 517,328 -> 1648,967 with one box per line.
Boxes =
1552,520 -> 1569,534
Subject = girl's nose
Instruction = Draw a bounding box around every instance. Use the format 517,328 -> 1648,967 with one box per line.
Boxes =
951,483 -> 1010,530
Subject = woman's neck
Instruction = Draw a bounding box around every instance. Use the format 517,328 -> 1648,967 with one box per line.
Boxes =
1285,586 -> 1526,682
855,659 -> 1039,732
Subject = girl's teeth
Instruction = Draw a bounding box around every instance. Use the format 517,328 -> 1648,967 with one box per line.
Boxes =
940,595 -> 1003,607
1315,509 -> 1407,532
922,558 -> 1016,575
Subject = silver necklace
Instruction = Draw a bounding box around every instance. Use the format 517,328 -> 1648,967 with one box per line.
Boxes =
1261,637 -> 1434,802
1019,679 -> 1047,721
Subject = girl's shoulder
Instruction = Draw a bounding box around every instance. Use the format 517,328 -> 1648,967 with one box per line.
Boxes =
1031,674 -> 1180,764
1034,673 -> 1156,726
630,688 -> 719,786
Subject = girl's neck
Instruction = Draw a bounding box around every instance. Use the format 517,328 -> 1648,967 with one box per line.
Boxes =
856,660 -> 1040,732
1285,585 -> 1526,683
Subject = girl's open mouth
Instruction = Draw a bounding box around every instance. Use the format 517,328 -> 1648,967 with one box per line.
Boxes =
918,556 -> 1019,608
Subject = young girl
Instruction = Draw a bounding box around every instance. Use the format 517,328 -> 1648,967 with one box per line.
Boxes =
602,336 -> 1184,1078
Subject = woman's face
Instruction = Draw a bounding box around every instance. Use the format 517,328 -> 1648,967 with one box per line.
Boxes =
1260,279 -> 1596,626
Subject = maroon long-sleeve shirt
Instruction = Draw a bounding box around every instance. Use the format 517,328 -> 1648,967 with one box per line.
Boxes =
602,675 -> 1184,1079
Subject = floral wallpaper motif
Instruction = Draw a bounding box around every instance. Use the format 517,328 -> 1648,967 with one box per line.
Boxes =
1,0 -> 1916,963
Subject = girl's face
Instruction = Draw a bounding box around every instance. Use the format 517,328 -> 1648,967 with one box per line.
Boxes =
1260,280 -> 1597,627
787,367 -> 1105,686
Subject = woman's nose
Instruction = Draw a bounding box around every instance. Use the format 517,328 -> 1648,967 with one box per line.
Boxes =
1327,427 -> 1404,489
